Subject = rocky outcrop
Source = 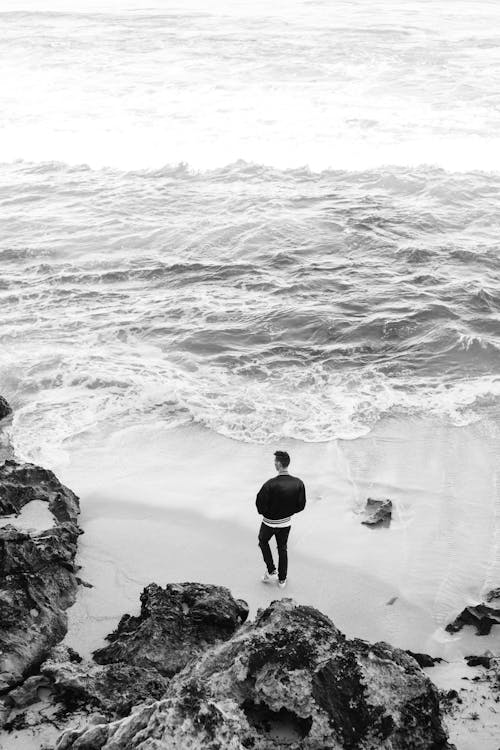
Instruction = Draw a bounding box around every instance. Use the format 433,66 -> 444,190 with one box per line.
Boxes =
93,582 -> 249,677
40,646 -> 169,719
57,598 -> 451,750
361,497 -> 392,528
0,396 -> 11,421
446,602 -> 500,636
406,651 -> 444,668
486,588 -> 500,603
0,460 -> 81,694
0,397 -> 13,463
0,460 -> 80,520
1,582 -> 249,734
465,654 -> 493,668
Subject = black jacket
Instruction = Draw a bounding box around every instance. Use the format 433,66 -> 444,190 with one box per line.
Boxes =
256,474 -> 306,520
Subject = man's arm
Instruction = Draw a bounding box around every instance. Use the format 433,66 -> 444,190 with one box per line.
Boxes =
256,482 -> 270,516
295,481 -> 306,513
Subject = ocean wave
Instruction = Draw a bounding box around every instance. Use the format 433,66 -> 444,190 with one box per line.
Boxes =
4,342 -> 500,466
3,137 -> 500,175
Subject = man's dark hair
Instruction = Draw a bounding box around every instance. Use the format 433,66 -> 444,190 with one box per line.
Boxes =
274,450 -> 290,468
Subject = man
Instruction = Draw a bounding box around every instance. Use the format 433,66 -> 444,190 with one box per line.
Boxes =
256,450 -> 306,589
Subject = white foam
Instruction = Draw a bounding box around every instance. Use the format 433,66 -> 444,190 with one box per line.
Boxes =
1,0 -> 500,172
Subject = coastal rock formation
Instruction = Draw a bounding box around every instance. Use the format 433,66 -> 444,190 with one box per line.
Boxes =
0,396 -> 12,421
445,602 -> 500,636
465,654 -> 493,668
0,397 -> 13,464
93,582 -> 249,677
0,460 -> 80,521
361,497 -> 392,528
41,647 -> 169,719
58,598 -> 451,750
0,460 -> 81,694
485,588 -> 500,602
406,651 -> 443,668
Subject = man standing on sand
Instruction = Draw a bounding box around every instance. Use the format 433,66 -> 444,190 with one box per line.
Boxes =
256,450 -> 306,589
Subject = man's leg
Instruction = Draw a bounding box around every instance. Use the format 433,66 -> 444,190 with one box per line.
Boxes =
258,523 -> 276,574
275,526 -> 291,582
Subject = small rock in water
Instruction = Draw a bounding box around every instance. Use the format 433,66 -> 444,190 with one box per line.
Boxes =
361,497 -> 392,528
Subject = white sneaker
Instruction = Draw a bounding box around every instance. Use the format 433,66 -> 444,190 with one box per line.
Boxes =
278,579 -> 287,589
262,570 -> 278,584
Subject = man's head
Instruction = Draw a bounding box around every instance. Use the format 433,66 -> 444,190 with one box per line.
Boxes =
274,450 -> 290,471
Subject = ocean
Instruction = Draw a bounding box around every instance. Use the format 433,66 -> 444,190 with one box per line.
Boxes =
1,0 -> 500,652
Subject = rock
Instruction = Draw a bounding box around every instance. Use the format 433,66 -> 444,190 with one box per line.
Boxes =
439,689 -> 461,712
76,576 -> 94,589
4,675 -> 51,708
89,712 -> 108,725
0,701 -> 11,728
0,460 -> 81,694
0,398 -> 13,465
406,651 -> 444,668
58,598 -> 451,750
361,497 -> 392,528
465,655 -> 493,668
0,459 -> 80,521
42,653 -> 168,719
0,397 -> 11,421
445,603 -> 500,636
485,587 -> 500,603
93,582 -> 249,677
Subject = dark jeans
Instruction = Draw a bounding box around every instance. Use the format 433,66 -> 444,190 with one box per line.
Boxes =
258,522 -> 291,582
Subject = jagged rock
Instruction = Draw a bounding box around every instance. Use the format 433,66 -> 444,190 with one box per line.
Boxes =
58,598 -> 451,750
41,651 -> 168,719
0,397 -> 11,421
465,655 -> 492,668
0,460 -> 81,694
93,582 -> 249,677
439,689 -> 461,711
406,650 -> 444,668
485,587 -> 500,602
445,603 -> 500,636
0,460 -> 80,521
361,497 -> 392,528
